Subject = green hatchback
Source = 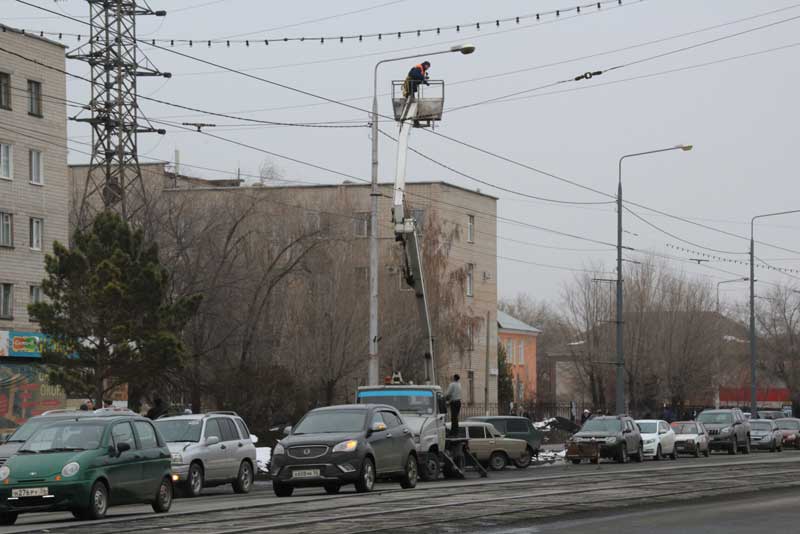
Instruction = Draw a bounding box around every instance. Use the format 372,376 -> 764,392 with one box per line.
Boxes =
0,415 -> 173,526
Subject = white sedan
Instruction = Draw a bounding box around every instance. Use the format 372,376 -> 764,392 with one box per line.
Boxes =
636,419 -> 677,460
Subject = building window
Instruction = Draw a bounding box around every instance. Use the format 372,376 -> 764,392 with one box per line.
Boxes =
0,284 -> 12,319
467,214 -> 475,243
0,73 -> 10,110
410,208 -> 426,233
0,212 -> 12,247
29,285 -> 42,305
29,217 -> 43,250
518,340 -> 525,365
506,339 -> 514,364
0,143 -> 11,179
353,212 -> 370,237
28,80 -> 42,116
465,263 -> 474,297
29,149 -> 43,185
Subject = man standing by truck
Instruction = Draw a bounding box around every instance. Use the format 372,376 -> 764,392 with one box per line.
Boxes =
445,374 -> 462,437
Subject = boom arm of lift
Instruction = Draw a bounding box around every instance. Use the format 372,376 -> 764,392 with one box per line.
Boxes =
392,99 -> 436,385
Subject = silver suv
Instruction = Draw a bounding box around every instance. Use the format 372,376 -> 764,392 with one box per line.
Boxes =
153,411 -> 257,497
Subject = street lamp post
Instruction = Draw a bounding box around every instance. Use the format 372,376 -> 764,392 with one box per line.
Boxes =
616,144 -> 692,414
749,209 -> 800,416
716,278 -> 749,313
368,44 -> 476,386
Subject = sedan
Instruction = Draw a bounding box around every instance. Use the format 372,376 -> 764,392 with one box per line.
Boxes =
775,418 -> 800,449
270,404 -> 417,496
749,419 -> 783,452
671,421 -> 710,457
636,420 -> 677,460
448,421 -> 528,470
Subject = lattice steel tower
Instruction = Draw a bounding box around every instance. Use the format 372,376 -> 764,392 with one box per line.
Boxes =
73,1 -> 169,225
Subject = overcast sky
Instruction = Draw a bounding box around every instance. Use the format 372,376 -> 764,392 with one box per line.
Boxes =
4,0 -> 800,307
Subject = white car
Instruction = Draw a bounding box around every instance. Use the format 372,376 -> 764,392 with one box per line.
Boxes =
671,420 -> 710,457
636,419 -> 677,460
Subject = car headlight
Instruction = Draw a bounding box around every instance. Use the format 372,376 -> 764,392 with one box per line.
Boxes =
171,452 -> 184,464
645,438 -> 656,444
721,427 -> 732,435
413,434 -> 421,444
61,462 -> 80,478
605,436 -> 618,444
332,440 -> 358,453
0,466 -> 9,482
273,443 -> 285,455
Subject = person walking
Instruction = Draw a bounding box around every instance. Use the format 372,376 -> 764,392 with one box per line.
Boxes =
445,374 -> 462,437
402,61 -> 431,98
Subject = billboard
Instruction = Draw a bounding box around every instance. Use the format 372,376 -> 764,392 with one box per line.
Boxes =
0,363 -> 66,432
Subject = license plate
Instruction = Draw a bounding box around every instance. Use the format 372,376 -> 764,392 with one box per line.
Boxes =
12,487 -> 49,498
292,469 -> 320,478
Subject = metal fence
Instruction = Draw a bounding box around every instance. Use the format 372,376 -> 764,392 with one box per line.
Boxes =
459,403 -> 499,418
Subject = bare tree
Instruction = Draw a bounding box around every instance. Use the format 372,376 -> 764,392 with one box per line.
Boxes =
756,284 -> 800,411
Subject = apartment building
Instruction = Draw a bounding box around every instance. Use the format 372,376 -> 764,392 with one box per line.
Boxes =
0,26 -> 69,427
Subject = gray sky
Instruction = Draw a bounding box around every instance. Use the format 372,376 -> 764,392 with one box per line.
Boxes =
5,0 -> 800,307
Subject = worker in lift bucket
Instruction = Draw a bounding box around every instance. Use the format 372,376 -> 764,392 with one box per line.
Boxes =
402,61 -> 430,98
445,374 -> 462,437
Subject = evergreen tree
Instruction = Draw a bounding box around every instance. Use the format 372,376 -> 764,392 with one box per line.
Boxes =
497,341 -> 514,415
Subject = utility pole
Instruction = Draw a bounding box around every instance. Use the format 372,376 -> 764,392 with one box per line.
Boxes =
717,278 -> 749,314
72,0 -> 169,225
484,310 -> 490,415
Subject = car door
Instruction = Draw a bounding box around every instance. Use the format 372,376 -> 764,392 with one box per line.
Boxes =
697,422 -> 709,451
367,411 -> 394,475
505,419 -> 529,448
660,421 -> 675,454
133,420 -> 167,498
468,425 -> 489,461
218,418 -> 241,480
202,418 -> 226,481
105,421 -> 142,504
380,410 -> 407,472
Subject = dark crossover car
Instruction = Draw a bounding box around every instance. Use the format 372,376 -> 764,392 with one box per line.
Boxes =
468,416 -> 543,467
775,418 -> 800,449
749,419 -> 783,452
697,409 -> 751,454
0,415 -> 172,525
757,410 -> 786,420
566,415 -> 643,464
270,404 -> 417,496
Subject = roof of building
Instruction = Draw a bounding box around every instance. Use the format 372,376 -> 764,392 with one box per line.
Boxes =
497,310 -> 541,334
0,24 -> 68,49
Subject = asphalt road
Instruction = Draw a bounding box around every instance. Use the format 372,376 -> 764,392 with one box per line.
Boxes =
7,449 -> 800,533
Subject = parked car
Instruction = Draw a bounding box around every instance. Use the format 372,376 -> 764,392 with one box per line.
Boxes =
749,419 -> 783,452
153,411 -> 257,497
775,418 -> 800,449
671,421 -> 710,457
636,419 -> 677,460
566,415 -> 643,464
448,421 -> 528,470
757,410 -> 785,420
0,414 -> 172,525
697,409 -> 750,454
270,404 -> 417,496
468,416 -> 543,467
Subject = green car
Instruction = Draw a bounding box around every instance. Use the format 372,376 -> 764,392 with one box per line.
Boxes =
0,415 -> 173,525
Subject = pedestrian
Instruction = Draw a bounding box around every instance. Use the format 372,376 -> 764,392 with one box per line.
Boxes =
146,398 -> 167,420
581,409 -> 592,424
445,374 -> 462,437
103,399 -> 113,409
86,399 -> 94,411
78,403 -> 88,411
402,60 -> 431,98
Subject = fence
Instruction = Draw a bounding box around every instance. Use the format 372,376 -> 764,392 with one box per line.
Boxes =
459,403 -> 499,418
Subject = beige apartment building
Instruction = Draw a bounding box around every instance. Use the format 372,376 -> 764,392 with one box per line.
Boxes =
0,26 -> 69,427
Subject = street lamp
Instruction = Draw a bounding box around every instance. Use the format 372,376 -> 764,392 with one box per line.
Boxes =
749,209 -> 800,417
716,278 -> 749,313
615,144 -> 692,414
368,44 -> 476,386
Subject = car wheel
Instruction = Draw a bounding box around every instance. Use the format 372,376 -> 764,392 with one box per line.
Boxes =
694,445 -> 700,458
654,445 -> 662,461
514,447 -> 533,469
232,460 -> 254,494
489,451 -> 508,471
618,443 -> 628,464
778,441 -> 783,452
324,483 -> 341,494
273,481 -> 294,497
729,439 -> 738,455
742,437 -> 751,454
571,459 -> 581,465
632,442 -> 644,462
704,447 -> 710,457
355,457 -> 376,493
81,481 -> 109,520
0,512 -> 18,526
151,477 -> 173,513
419,452 -> 440,481
670,446 -> 678,461
400,454 -> 418,489
185,462 -> 204,497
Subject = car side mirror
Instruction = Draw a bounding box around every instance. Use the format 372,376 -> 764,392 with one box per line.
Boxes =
623,428 -> 631,434
283,426 -> 292,436
368,422 -> 386,436
250,434 -> 259,444
117,442 -> 131,455
205,436 -> 220,446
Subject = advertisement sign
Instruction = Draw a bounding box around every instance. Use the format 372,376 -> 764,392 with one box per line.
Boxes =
8,331 -> 46,358
0,363 -> 66,432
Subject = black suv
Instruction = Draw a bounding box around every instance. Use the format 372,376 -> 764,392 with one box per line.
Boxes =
566,415 -> 643,464
270,404 -> 417,496
697,408 -> 751,454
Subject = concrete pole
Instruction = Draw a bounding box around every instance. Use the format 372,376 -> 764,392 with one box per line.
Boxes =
368,75 -> 380,386
749,233 -> 757,418
484,310 -> 490,415
615,176 -> 624,416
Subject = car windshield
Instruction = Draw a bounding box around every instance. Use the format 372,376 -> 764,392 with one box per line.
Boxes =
154,419 -> 202,442
697,412 -> 732,425
750,421 -> 773,431
7,419 -> 55,442
637,422 -> 657,434
293,411 -> 366,434
18,422 -> 105,453
581,419 -> 621,432
356,389 -> 435,414
776,420 -> 800,430
672,423 -> 698,434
